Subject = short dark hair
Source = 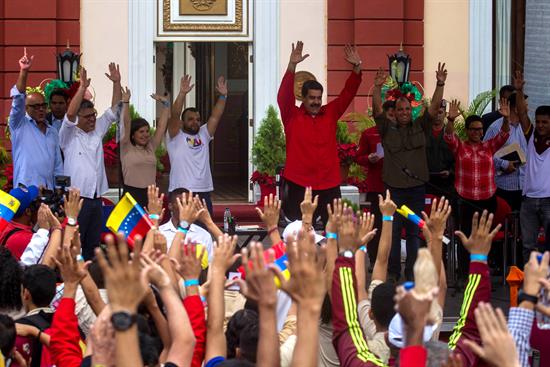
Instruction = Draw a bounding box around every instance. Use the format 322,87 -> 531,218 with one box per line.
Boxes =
239,322 -> 259,363
0,314 -> 16,357
0,247 -> 23,311
49,88 -> 69,103
22,265 -> 57,307
130,118 -> 150,146
79,99 -> 95,112
226,309 -> 258,359
536,105 -> 550,117
169,188 -> 190,204
301,80 -> 323,98
465,114 -> 482,129
499,85 -> 515,98
181,107 -> 199,121
382,100 -> 396,112
139,331 -> 160,366
395,96 -> 411,107
371,282 -> 396,328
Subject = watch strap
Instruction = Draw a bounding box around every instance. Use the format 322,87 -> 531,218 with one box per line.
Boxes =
518,291 -> 538,305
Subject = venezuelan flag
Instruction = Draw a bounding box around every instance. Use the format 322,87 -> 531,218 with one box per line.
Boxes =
106,193 -> 153,247
237,241 -> 290,287
0,190 -> 20,232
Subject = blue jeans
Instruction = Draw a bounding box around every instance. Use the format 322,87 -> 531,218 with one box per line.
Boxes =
521,197 -> 550,262
387,184 -> 426,280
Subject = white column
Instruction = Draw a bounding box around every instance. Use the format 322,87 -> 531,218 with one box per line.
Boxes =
253,0 -> 279,128
469,0 -> 493,111
129,0 -> 156,123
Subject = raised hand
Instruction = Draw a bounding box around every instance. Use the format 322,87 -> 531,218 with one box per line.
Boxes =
173,243 -> 205,281
499,97 -> 510,119
421,197 -> 451,243
378,189 -> 397,217
344,44 -> 362,67
180,74 -> 194,95
237,243 -> 278,308
512,70 -> 525,92
523,251 -> 549,297
121,86 -> 131,103
289,41 -> 310,65
300,187 -> 318,227
211,234 -> 240,272
19,47 -> 34,71
356,211 -> 376,247
105,62 -> 121,83
150,93 -> 169,104
448,99 -> 461,121
338,208 -> 359,252
90,307 -> 116,366
177,192 -> 204,224
216,76 -> 228,97
96,234 -> 148,312
436,62 -> 448,84
54,244 -> 89,286
255,193 -> 281,231
374,68 -> 387,87
141,252 -> 172,289
146,185 -> 164,224
64,188 -> 83,220
326,198 -> 344,234
37,203 -> 52,230
463,303 -> 520,367
274,230 -> 326,306
153,230 -> 167,254
79,67 -> 91,89
455,210 -> 501,257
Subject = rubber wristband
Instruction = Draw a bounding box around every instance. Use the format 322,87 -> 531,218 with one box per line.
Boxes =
76,254 -> 84,262
403,281 -> 415,291
359,245 -> 367,252
326,232 -> 338,240
161,100 -> 170,108
470,254 -> 488,262
267,227 -> 278,235
178,226 -> 189,234
219,95 -> 227,100
184,279 -> 199,287
148,214 -> 160,220
383,215 -> 394,222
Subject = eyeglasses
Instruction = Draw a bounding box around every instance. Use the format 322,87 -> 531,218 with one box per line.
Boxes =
27,103 -> 47,110
79,110 -> 98,119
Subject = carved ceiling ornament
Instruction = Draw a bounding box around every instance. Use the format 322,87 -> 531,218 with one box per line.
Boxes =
190,0 -> 216,11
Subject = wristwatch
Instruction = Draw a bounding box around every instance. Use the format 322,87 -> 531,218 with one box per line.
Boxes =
518,291 -> 538,306
179,220 -> 191,230
67,217 -> 77,226
111,311 -> 137,331
340,250 -> 354,258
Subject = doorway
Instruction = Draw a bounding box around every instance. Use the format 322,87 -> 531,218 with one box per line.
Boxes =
155,42 -> 251,203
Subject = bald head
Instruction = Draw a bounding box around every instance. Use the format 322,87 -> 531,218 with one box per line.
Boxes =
26,93 -> 47,124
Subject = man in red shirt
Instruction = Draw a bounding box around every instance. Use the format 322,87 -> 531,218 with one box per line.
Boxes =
278,41 -> 362,226
0,185 -> 39,259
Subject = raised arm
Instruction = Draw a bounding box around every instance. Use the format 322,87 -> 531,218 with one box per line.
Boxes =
329,45 -> 363,116
120,87 -> 132,144
428,62 -> 447,118
150,94 -> 171,149
499,98 -> 511,134
255,193 -> 283,246
372,69 -> 387,118
371,190 -> 397,282
16,47 -> 33,93
325,199 -> 344,296
206,76 -> 228,136
66,67 -> 90,123
278,41 -> 309,124
513,71 -> 531,134
105,62 -> 122,109
169,75 -> 194,138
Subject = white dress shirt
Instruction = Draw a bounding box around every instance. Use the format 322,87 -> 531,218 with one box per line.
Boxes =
158,219 -> 214,262
59,106 -> 119,199
20,228 -> 50,265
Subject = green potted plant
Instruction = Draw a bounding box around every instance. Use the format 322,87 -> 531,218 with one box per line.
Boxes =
251,105 -> 286,204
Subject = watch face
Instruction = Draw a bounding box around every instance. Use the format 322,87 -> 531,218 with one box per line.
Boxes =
111,312 -> 136,331
68,218 -> 77,226
343,250 -> 353,258
180,220 -> 190,229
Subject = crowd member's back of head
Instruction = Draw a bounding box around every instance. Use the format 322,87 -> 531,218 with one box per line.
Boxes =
237,322 -> 259,363
0,247 -> 23,314
370,282 -> 396,329
0,314 -> 15,358
500,84 -> 515,99
21,264 -> 57,309
225,309 -> 259,359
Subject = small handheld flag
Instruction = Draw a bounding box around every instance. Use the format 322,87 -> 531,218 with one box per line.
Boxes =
396,205 -> 450,244
106,193 -> 154,247
237,241 -> 290,287
0,190 -> 21,232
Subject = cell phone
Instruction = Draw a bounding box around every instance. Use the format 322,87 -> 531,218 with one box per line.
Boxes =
227,272 -> 242,291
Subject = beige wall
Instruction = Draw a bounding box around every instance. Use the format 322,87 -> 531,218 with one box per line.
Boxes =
81,0 -> 129,112
279,0 -> 327,103
424,0 -> 469,104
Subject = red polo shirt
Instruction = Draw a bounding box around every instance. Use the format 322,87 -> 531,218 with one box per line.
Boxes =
356,126 -> 384,193
0,221 -> 33,260
277,70 -> 362,190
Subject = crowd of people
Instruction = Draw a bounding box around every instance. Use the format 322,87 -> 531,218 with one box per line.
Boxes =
0,40 -> 549,367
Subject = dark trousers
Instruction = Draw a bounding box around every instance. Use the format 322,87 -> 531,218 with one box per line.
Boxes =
197,192 -> 213,218
457,195 -> 497,278
366,192 -> 383,267
123,185 -> 148,210
496,188 -> 523,212
387,184 -> 426,280
282,179 -> 341,228
78,197 -> 103,260
521,197 -> 550,262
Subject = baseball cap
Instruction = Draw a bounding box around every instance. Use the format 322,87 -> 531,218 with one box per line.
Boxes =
9,185 -> 39,217
282,220 -> 325,244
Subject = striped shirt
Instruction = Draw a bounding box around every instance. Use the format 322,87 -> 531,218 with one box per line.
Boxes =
508,307 -> 534,367
484,118 -> 528,191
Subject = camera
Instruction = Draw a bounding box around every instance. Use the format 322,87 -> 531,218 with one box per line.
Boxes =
39,176 -> 71,217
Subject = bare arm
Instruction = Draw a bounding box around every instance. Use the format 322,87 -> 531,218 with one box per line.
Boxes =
80,275 -> 106,315
325,199 -> 343,297
372,68 -> 386,118
445,99 -> 461,136
105,63 -> 122,109
169,75 -> 194,138
372,190 -> 396,282
355,249 -> 368,302
67,68 -> 90,122
513,71 -> 532,134
120,87 -> 131,144
150,94 -> 171,149
206,76 -> 228,137
428,62 -> 447,118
